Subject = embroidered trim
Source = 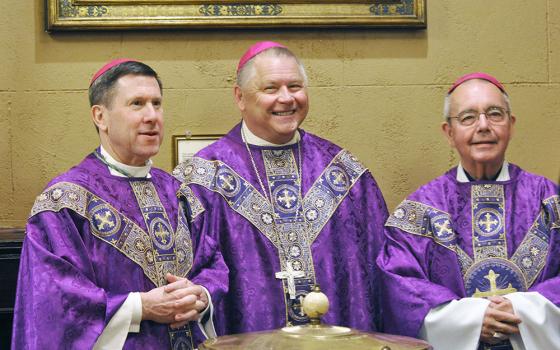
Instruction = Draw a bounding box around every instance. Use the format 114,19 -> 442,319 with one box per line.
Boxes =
471,184 -> 507,261
465,258 -> 527,297
387,194 -> 559,291
262,149 -> 316,326
387,200 -> 458,250
176,156 -> 279,247
545,195 -> 560,229
174,149 -> 367,326
386,200 -> 474,272
176,150 -> 367,246
177,185 -> 205,221
31,181 -> 193,287
510,195 -> 558,286
303,150 -> 368,242
262,149 -> 313,272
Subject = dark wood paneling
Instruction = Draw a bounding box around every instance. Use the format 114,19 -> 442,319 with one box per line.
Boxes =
0,228 -> 25,349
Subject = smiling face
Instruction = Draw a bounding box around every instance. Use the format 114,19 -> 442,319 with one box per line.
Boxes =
92,74 -> 163,166
234,54 -> 309,144
442,79 -> 515,173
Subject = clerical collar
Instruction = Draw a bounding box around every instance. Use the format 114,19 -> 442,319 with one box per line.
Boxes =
456,161 -> 510,183
241,121 -> 300,147
99,145 -> 152,178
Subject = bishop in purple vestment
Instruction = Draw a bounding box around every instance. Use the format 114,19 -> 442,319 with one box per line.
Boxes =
12,60 -> 227,349
378,73 -> 560,350
173,42 -> 388,335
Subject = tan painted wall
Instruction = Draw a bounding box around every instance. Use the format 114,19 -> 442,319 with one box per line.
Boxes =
1,1 -> 559,228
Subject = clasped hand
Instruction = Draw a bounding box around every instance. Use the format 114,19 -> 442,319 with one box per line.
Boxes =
480,296 -> 522,344
141,273 -> 209,329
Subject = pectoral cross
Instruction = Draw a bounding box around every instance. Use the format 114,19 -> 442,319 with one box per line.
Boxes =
473,269 -> 517,298
275,261 -> 305,299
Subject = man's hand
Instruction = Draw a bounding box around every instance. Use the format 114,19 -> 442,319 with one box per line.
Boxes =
165,274 -> 209,328
140,273 -> 208,327
480,296 -> 522,344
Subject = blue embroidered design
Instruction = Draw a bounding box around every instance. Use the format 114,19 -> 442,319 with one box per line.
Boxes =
386,190 -> 558,293
471,184 -> 507,260
465,259 -> 526,297
31,181 -> 193,287
174,149 -> 366,246
175,149 -> 368,326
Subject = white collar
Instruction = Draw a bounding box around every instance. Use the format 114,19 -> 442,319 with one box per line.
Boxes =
456,161 -> 510,183
100,145 -> 152,178
241,121 -> 300,147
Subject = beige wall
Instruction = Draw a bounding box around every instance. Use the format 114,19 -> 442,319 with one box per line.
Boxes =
1,1 -> 559,228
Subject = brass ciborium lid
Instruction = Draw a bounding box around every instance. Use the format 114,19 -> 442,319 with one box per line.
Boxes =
200,285 -> 431,350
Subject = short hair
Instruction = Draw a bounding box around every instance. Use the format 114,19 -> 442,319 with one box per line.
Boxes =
236,47 -> 308,88
89,61 -> 162,107
443,79 -> 511,122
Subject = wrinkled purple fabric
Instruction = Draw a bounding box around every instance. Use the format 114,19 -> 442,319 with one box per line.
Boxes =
175,124 -> 388,335
12,153 -> 228,349
377,164 -> 560,338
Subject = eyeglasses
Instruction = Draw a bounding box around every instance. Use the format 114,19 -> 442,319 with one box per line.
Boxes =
448,106 -> 510,126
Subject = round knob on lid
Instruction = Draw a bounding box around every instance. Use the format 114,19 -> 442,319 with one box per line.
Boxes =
302,285 -> 329,324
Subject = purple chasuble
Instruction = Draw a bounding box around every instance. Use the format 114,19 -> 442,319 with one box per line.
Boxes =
12,153 -> 228,349
378,164 -> 560,340
173,123 -> 388,335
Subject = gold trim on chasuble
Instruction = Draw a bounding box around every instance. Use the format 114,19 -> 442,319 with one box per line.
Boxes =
175,149 -> 367,325
31,181 -> 196,348
386,186 -> 557,298
385,200 -> 473,275
177,185 -> 205,220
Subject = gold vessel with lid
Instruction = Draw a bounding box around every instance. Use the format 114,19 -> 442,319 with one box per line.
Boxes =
200,285 -> 431,350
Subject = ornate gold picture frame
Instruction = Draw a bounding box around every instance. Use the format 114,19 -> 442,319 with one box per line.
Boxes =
46,0 -> 426,31
172,134 -> 222,168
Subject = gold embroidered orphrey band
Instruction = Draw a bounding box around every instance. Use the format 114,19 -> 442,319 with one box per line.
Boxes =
31,180 -> 196,348
32,181 -> 194,287
386,185 -> 559,294
175,148 -> 368,324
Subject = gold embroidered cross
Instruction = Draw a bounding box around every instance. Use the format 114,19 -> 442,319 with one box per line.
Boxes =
277,189 -> 297,209
94,211 -> 115,230
479,212 -> 499,233
331,171 -> 345,185
154,222 -> 170,244
219,174 -> 235,191
434,219 -> 452,237
275,261 -> 305,299
473,269 -> 517,297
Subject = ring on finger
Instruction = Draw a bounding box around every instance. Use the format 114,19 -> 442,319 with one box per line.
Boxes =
492,331 -> 507,340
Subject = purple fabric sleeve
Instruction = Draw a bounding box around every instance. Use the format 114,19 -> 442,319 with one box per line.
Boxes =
189,229 -> 229,305
377,225 -> 461,337
12,210 -> 129,349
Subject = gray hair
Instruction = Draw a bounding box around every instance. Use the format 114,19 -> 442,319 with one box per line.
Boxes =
443,81 -> 511,122
236,47 -> 308,88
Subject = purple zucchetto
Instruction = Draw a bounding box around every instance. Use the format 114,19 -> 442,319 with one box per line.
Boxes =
448,72 -> 507,95
90,58 -> 138,86
237,41 -> 287,73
